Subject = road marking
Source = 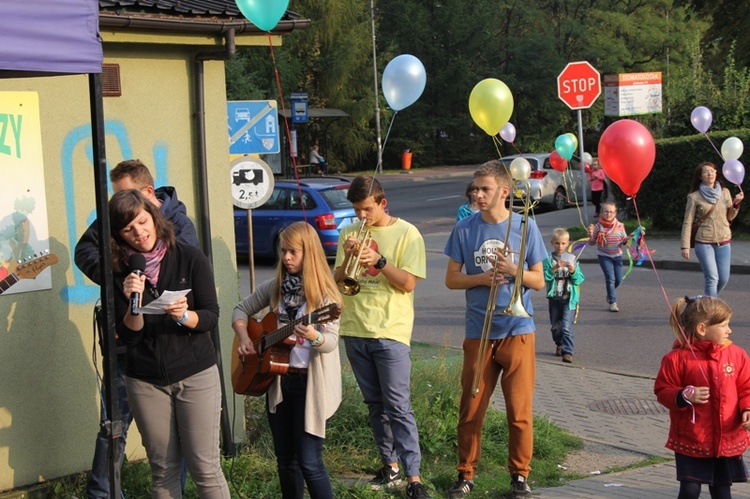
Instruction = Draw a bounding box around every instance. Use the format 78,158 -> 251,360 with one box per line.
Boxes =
426,195 -> 461,201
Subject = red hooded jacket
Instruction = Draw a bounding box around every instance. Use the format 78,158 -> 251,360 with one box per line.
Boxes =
654,339 -> 750,458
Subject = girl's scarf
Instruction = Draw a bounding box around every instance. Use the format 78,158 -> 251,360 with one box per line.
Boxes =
126,239 -> 167,286
280,272 -> 306,344
699,182 -> 722,204
281,272 -> 305,321
596,217 -> 617,247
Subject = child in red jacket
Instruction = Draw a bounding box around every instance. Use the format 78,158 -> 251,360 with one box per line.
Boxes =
655,296 -> 750,499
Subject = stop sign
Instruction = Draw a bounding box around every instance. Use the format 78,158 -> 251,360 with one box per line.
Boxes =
557,61 -> 601,110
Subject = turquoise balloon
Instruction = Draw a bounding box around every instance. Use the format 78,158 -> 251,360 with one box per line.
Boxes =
382,55 -> 427,111
235,0 -> 289,32
555,134 -> 576,161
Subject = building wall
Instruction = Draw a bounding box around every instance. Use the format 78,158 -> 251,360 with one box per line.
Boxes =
0,39 -> 246,491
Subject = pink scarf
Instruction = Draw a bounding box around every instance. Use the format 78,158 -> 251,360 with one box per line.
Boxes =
126,239 -> 168,286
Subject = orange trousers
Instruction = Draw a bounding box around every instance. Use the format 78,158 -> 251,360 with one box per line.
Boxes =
456,334 -> 536,480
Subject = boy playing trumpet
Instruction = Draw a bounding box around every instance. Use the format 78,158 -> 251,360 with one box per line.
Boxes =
334,175 -> 430,498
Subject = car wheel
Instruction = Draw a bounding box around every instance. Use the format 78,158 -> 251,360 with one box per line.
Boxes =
553,188 -> 566,210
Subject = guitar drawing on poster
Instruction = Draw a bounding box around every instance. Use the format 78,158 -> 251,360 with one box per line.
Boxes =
0,92 -> 53,295
0,252 -> 58,295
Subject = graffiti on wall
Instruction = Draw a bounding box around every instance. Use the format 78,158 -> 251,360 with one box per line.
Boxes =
0,92 -> 52,295
60,120 -> 169,304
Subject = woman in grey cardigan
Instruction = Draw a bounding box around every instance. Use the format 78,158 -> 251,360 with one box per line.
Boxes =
232,222 -> 342,499
680,162 -> 744,296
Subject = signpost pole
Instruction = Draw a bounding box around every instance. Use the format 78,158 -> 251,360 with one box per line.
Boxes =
246,210 -> 256,293
577,109 -> 589,227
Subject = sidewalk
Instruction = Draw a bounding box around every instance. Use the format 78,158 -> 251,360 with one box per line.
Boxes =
394,167 -> 750,497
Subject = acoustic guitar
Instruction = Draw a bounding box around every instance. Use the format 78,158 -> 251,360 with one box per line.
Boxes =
0,252 -> 58,295
231,303 -> 341,397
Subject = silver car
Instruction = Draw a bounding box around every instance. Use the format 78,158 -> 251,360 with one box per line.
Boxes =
501,153 -> 593,210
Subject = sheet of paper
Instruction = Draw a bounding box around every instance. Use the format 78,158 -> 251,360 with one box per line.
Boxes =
134,289 -> 191,315
560,252 -> 576,264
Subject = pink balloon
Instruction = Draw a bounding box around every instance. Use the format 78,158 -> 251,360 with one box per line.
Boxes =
500,122 -> 516,143
549,150 -> 567,172
690,106 -> 712,134
598,120 -> 656,196
723,159 -> 745,186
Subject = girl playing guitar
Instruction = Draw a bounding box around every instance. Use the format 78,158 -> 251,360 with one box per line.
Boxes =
231,221 -> 343,499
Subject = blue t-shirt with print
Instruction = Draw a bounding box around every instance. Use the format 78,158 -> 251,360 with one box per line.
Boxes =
444,213 -> 546,339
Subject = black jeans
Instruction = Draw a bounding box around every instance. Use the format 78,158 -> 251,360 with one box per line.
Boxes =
267,373 -> 333,499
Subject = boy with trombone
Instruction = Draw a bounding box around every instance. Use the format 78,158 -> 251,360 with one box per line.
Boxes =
334,175 -> 430,499
444,160 -> 546,499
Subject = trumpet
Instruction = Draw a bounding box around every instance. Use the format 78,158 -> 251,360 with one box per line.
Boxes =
337,221 -> 373,296
471,177 -> 536,396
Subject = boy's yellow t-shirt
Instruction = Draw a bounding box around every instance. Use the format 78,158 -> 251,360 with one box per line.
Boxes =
334,219 -> 426,346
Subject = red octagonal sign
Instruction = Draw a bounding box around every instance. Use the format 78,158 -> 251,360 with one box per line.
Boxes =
557,61 -> 601,110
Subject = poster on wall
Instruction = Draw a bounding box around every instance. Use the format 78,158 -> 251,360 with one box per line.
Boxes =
0,92 -> 53,295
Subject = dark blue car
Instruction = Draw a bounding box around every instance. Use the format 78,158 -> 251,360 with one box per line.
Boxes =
234,177 -> 357,258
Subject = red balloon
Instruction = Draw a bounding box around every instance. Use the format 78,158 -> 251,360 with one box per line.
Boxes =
549,150 -> 567,172
598,119 -> 655,196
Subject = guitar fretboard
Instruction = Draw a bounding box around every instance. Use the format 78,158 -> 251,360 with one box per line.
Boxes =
259,314 -> 312,353
0,274 -> 19,295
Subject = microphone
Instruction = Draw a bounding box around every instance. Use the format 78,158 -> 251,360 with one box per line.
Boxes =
128,253 -> 146,316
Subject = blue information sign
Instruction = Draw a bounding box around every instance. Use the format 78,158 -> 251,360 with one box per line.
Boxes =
227,100 -> 280,155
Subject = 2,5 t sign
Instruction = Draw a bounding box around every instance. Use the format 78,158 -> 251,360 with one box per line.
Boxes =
557,61 -> 601,110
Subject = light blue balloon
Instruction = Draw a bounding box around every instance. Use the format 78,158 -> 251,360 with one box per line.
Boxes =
554,134 -> 576,161
382,54 -> 427,111
235,0 -> 289,32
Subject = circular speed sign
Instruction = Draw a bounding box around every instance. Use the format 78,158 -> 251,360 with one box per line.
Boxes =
229,157 -> 275,210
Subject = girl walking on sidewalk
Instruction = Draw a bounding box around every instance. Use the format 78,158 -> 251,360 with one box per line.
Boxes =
587,201 -> 627,312
655,296 -> 750,499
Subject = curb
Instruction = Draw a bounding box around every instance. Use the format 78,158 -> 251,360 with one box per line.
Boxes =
577,258 -> 750,275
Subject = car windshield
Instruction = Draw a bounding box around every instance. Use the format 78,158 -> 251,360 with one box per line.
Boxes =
320,187 -> 351,210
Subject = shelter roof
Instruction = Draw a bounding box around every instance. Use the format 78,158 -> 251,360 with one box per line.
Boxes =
280,109 -> 349,119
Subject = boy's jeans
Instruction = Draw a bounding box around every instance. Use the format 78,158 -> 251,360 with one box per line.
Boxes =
548,300 -> 575,355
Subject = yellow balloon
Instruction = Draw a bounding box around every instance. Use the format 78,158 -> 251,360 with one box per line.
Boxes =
565,133 -> 578,151
469,78 -> 514,136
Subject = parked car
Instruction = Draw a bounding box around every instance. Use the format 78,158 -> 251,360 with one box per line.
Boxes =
234,177 -> 357,258
500,153 -> 596,210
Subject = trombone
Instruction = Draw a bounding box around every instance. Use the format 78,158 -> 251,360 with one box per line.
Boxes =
471,168 -> 536,397
337,220 -> 373,296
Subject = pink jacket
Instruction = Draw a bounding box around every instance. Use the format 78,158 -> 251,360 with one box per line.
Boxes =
654,340 -> 750,458
587,169 -> 606,192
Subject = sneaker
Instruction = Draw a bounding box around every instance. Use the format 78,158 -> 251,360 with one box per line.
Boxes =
369,465 -> 404,491
562,353 -> 573,363
609,302 -> 619,312
406,481 -> 431,498
555,345 -> 563,357
510,474 -> 532,499
447,474 -> 474,498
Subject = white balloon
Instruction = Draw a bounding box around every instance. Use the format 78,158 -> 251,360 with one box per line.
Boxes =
583,152 -> 593,165
382,54 -> 427,111
509,157 -> 531,181
721,137 -> 744,161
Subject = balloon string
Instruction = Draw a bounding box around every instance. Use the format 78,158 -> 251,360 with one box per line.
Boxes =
630,196 -> 709,386
380,111 -> 397,164
702,132 -> 724,161
267,34 -> 328,295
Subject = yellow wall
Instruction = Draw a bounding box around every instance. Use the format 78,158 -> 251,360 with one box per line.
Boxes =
0,40 -> 247,491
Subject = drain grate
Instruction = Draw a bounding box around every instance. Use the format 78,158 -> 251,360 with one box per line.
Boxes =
588,398 -> 669,416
